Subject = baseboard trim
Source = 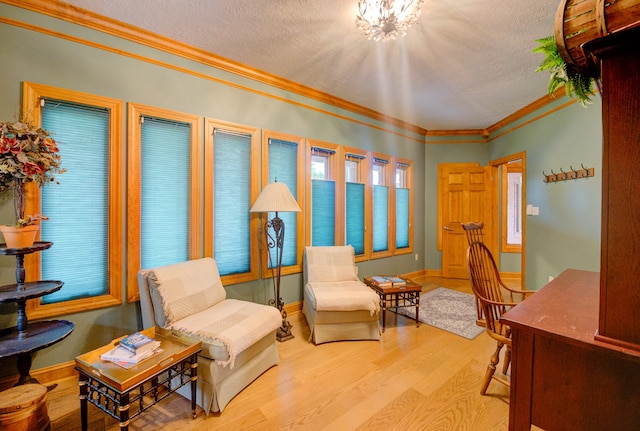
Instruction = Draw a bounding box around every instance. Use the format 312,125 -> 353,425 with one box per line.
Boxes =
0,360 -> 78,391
284,300 -> 302,316
403,269 -> 428,280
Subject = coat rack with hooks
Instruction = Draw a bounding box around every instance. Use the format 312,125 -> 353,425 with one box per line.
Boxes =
543,164 -> 595,183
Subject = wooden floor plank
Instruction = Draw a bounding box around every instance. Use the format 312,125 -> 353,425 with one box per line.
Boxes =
40,275 -> 515,430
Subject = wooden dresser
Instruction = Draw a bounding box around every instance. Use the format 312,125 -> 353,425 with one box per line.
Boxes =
503,22 -> 640,431
503,269 -> 640,430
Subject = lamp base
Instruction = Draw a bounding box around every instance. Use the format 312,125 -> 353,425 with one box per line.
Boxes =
276,320 -> 294,342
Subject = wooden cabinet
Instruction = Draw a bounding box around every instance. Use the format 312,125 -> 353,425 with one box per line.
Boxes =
502,23 -> 640,431
583,26 -> 640,349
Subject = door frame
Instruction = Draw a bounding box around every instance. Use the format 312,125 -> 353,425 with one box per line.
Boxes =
489,151 -> 526,289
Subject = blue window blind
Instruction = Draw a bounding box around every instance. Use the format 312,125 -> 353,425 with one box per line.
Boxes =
140,116 -> 190,268
213,130 -> 251,275
40,99 -> 110,304
396,188 -> 410,248
311,179 -> 335,246
268,139 -> 298,267
345,182 -> 365,254
372,185 -> 389,252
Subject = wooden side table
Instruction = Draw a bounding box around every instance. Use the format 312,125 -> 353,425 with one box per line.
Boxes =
364,276 -> 422,332
74,327 -> 201,431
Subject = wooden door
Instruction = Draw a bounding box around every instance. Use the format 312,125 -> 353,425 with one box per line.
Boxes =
440,164 -> 493,278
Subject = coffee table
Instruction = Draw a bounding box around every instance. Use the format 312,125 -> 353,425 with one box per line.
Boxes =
364,276 -> 422,332
74,327 -> 201,431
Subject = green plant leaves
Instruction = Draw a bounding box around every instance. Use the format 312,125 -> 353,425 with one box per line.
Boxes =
533,36 -> 596,107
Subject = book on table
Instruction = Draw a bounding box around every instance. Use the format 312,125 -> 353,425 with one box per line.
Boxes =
100,341 -> 162,368
370,275 -> 406,287
118,332 -> 156,355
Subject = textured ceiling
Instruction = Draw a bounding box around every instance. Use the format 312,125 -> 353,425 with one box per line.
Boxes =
60,0 -> 560,131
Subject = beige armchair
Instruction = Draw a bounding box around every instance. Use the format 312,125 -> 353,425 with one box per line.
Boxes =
303,246 -> 381,344
137,257 -> 281,414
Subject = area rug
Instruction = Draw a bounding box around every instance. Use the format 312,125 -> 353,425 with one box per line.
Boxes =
396,287 -> 484,340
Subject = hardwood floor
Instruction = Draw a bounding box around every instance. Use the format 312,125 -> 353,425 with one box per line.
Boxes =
43,275 -> 514,430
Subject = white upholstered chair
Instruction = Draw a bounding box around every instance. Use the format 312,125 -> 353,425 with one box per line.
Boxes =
303,246 -> 381,344
137,257 -> 281,414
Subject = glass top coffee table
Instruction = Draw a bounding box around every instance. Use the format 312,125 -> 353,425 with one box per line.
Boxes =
74,327 -> 201,431
364,276 -> 422,332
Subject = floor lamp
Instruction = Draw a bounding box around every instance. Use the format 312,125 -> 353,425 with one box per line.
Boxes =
250,181 -> 301,342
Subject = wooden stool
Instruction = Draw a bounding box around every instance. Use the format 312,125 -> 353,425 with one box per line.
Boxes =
0,384 -> 50,431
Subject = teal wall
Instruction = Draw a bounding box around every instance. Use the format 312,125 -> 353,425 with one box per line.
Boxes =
0,3 -> 426,374
0,3 -> 603,375
488,98 -> 603,289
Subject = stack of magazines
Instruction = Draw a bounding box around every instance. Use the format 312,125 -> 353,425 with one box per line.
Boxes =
100,332 -> 162,369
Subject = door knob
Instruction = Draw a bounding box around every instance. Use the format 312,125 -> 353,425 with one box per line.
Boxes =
443,226 -> 453,231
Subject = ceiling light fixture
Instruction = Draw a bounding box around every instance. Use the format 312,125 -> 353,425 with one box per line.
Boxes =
356,0 -> 425,41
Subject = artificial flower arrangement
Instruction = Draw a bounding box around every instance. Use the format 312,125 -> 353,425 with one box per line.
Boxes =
0,119 -> 64,229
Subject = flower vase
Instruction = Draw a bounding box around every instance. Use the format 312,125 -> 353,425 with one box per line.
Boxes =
0,224 -> 39,249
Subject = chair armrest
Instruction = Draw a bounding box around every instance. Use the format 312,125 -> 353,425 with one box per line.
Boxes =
504,287 -> 535,303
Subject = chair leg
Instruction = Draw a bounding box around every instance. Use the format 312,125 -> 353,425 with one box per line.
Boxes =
481,341 -> 504,395
503,346 -> 511,375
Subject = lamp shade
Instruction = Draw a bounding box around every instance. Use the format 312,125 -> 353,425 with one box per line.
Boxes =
250,182 -> 301,213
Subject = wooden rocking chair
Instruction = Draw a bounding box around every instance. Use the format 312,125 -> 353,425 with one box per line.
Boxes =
461,222 -> 486,325
466,240 -> 534,394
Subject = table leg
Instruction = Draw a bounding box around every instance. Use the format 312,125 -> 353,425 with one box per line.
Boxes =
79,373 -> 88,431
415,293 -> 420,327
190,354 -> 198,418
119,392 -> 130,430
381,295 -> 387,332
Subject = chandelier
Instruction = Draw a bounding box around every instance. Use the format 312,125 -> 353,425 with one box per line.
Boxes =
356,0 -> 425,41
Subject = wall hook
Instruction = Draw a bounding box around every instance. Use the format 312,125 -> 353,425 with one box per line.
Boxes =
556,168 -> 567,181
543,164 -> 595,183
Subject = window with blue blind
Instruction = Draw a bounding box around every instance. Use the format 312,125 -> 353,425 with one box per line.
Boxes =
372,185 -> 389,252
311,179 -> 335,246
345,182 -> 365,254
213,130 -> 252,275
140,116 -> 190,269
268,139 -> 298,267
396,188 -> 410,248
40,99 -> 110,303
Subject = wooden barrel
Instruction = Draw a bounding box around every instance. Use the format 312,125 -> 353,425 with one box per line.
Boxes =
554,0 -> 640,75
0,384 -> 50,431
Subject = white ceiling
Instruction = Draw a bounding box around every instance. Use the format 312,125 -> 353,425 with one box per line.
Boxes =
60,0 -> 560,132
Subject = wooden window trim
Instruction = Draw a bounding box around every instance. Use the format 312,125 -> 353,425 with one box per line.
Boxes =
260,130 -> 305,277
371,152 -> 393,260
305,139 -> 343,246
204,118 -> 260,285
126,103 -> 202,302
22,82 -> 124,318
394,157 -> 414,256
501,161 -> 523,253
343,146 -> 371,262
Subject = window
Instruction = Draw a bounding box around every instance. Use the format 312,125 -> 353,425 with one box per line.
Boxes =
306,140 -> 341,246
127,104 -> 202,300
343,147 -> 370,260
204,119 -> 260,284
261,131 -> 304,276
371,154 -> 392,258
22,82 -> 123,319
395,158 -> 413,253
502,161 -> 522,252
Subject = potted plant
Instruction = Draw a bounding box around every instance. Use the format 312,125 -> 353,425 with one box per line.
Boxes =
533,35 -> 598,107
0,119 -> 64,248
